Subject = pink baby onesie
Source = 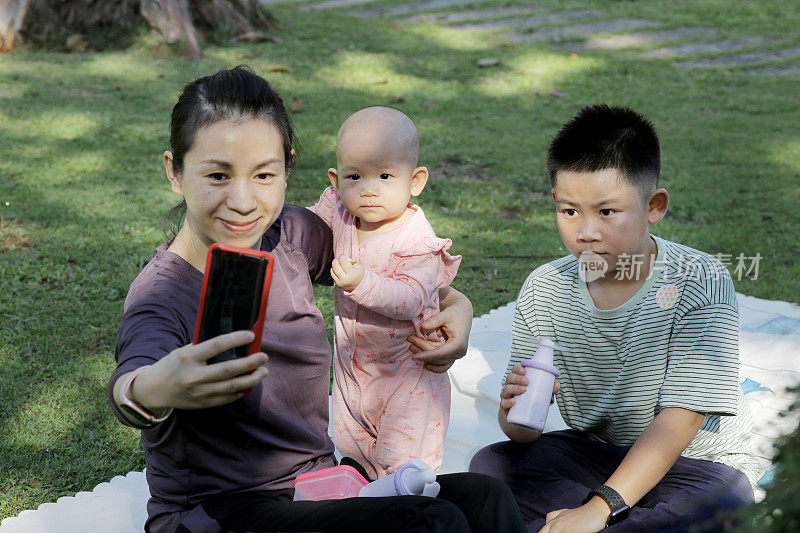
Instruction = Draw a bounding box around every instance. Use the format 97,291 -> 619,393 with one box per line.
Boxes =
310,187 -> 461,479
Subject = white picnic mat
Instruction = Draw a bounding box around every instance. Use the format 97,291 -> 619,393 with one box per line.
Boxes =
3,293 -> 800,532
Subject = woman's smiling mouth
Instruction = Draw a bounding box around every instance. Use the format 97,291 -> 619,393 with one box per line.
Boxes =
220,218 -> 259,234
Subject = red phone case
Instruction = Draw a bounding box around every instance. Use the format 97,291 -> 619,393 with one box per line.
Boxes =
193,243 -> 274,356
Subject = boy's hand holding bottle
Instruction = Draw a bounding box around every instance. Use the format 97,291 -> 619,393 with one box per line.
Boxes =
500,339 -> 565,443
331,255 -> 365,291
500,368 -> 561,443
500,366 -> 561,412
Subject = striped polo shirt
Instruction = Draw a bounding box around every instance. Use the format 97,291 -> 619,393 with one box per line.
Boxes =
505,235 -> 759,487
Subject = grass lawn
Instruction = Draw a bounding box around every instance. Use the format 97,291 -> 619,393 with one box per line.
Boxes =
1,0 -> 799,520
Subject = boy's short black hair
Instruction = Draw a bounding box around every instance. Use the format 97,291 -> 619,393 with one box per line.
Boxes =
547,104 -> 660,195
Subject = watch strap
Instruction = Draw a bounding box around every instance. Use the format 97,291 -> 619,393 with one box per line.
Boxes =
120,367 -> 173,427
590,485 -> 626,510
588,485 -> 630,526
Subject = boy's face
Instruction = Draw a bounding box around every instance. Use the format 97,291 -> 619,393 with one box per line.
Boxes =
552,168 -> 667,280
329,122 -> 427,232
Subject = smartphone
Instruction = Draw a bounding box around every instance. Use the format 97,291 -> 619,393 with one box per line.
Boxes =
193,243 -> 274,364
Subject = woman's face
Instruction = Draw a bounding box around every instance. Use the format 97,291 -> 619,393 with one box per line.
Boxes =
168,119 -> 289,252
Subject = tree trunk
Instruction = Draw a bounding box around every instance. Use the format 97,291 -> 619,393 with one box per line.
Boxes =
140,0 -> 202,58
192,0 -> 275,39
2,0 -> 274,55
0,0 -> 30,52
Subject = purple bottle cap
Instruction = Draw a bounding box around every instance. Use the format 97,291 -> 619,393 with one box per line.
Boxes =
393,463 -> 416,495
521,359 -> 560,377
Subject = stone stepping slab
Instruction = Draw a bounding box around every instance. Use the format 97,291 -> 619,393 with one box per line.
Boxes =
641,36 -> 779,59
399,5 -> 546,25
348,0 -> 485,18
259,0 -> 315,4
745,64 -> 800,77
561,27 -> 719,51
452,9 -> 606,32
299,0 -> 380,11
677,46 -> 800,68
506,18 -> 660,43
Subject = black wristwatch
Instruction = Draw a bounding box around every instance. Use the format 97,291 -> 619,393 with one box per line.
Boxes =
585,485 -> 630,526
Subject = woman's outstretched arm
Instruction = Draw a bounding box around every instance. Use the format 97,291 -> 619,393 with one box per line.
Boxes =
111,330 -> 268,427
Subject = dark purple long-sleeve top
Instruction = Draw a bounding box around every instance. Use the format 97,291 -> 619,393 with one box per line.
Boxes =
108,205 -> 337,532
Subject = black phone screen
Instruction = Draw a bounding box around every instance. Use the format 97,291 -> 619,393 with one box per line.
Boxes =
197,248 -> 270,364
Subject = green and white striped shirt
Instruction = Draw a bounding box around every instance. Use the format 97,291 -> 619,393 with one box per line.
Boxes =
506,236 -> 759,487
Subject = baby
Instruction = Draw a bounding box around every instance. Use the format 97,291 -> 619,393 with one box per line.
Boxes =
310,106 -> 461,479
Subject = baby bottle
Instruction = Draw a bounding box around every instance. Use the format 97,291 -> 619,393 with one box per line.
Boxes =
506,339 -> 562,433
358,459 -> 440,498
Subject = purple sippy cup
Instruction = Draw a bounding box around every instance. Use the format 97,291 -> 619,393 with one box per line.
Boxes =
358,459 -> 440,498
506,339 -> 562,433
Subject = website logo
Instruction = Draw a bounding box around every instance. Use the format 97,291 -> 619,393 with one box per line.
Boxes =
578,252 -> 608,282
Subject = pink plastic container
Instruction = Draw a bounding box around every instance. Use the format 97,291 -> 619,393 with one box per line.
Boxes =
293,465 -> 369,501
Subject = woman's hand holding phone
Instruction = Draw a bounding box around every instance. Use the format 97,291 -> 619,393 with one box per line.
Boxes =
130,330 -> 268,411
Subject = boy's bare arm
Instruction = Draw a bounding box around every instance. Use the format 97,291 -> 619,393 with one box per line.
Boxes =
602,406 -> 705,505
541,407 -> 705,532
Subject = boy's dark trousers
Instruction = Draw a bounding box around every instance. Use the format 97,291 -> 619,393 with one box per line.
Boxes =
468,430 -> 754,532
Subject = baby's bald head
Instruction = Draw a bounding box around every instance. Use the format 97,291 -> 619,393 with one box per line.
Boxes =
336,106 -> 419,166
329,107 -> 430,222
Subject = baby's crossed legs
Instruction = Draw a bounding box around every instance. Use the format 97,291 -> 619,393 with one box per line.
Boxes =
334,370 -> 450,479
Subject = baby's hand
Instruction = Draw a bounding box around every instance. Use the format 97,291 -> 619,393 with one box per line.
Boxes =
331,255 -> 365,291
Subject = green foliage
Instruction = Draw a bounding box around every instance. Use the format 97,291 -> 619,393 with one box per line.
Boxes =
738,390 -> 800,532
0,0 -> 799,520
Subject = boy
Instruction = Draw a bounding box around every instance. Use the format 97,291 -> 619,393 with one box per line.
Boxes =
469,104 -> 758,532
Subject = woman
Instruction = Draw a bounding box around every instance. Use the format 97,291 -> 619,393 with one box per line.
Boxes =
108,66 -> 525,533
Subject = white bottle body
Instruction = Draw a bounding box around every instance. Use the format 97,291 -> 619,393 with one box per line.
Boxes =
357,473 -> 402,497
506,340 -> 560,433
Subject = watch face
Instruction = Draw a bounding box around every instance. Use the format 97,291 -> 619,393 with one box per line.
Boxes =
607,505 -> 630,526
121,403 -> 153,427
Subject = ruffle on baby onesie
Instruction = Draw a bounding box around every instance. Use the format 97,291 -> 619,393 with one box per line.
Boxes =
390,235 -> 462,289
